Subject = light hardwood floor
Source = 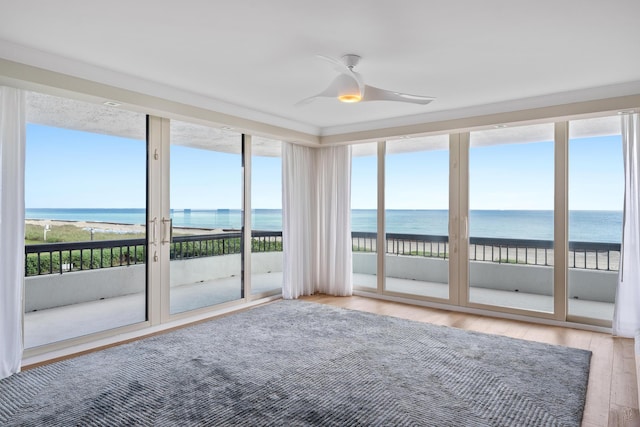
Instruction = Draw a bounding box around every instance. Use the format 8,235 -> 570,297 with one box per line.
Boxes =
302,294 -> 639,427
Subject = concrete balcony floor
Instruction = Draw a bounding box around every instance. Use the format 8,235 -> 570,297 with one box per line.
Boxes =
24,272 -> 283,349
25,272 -> 612,350
355,274 -> 614,321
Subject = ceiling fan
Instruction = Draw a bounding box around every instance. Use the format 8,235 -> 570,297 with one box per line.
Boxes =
296,54 -> 435,106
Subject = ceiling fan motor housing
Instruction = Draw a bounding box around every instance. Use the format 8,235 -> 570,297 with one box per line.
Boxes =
342,54 -> 361,69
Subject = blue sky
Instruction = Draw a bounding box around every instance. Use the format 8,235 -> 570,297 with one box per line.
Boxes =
170,144 -> 282,209
26,124 -> 623,211
26,125 -> 147,208
470,141 -> 556,210
352,134 -> 623,211
170,145 -> 242,210
26,124 -> 281,210
568,135 -> 624,211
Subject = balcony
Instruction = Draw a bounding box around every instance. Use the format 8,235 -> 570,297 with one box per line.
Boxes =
353,232 -> 617,320
24,231 -> 617,349
24,231 -> 283,348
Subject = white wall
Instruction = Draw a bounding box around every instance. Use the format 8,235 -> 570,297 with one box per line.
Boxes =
26,252 -> 284,311
170,255 -> 240,287
251,252 -> 283,274
353,253 -> 617,303
25,265 -> 146,312
25,253 -> 615,312
470,262 -> 553,295
170,252 -> 283,286
568,269 -> 618,303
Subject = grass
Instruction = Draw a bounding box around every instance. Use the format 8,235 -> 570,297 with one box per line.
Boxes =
353,246 -> 449,259
25,224 -> 144,244
407,250 -> 448,258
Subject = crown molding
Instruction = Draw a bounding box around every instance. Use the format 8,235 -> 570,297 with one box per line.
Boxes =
0,40 -> 321,141
320,93 -> 640,145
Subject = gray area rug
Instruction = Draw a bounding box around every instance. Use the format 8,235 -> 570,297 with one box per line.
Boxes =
0,300 -> 591,426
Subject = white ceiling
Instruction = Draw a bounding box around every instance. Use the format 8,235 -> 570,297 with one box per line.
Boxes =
1,0 -> 640,137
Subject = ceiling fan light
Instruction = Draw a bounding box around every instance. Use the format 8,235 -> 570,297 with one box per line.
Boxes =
334,73 -> 362,103
338,94 -> 362,103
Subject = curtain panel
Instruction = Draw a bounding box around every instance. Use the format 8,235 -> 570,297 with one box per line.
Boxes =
282,142 -> 317,299
281,142 -> 352,299
613,113 -> 640,339
0,86 -> 25,379
316,145 -> 353,296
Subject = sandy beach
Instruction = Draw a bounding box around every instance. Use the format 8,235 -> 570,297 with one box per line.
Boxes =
25,219 -> 226,236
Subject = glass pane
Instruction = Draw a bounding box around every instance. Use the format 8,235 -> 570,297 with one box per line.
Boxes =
251,137 -> 282,295
568,116 -> 622,322
385,135 -> 449,299
352,142 -> 378,290
24,91 -> 147,348
169,121 -> 242,314
469,123 -> 555,313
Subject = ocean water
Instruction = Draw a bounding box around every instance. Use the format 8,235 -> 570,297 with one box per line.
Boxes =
25,208 -> 623,243
354,210 -> 622,242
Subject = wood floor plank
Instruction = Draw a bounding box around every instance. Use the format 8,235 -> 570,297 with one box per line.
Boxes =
302,294 -> 637,427
479,317 -> 528,339
608,405 -> 640,427
519,321 -> 565,346
611,338 -> 639,409
584,332 -> 614,426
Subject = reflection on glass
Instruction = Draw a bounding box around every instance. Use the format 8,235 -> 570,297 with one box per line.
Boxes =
251,137 -> 283,295
468,124 -> 554,313
384,136 -> 449,299
24,91 -> 147,348
568,116 -> 622,323
351,142 -> 378,289
169,121 -> 242,314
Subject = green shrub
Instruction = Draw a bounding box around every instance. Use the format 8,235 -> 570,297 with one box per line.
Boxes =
25,247 -> 147,276
253,239 -> 282,252
24,233 -> 282,276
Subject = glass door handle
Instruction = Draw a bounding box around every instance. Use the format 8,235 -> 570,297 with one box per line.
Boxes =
162,217 -> 173,244
463,216 -> 468,239
149,217 -> 158,245
449,216 -> 457,254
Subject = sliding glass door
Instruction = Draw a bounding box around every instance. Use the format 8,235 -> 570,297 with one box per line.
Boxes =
467,123 -> 556,314
567,116 -> 623,324
352,142 -> 378,290
250,137 -> 283,296
24,91 -> 147,348
169,121 -> 243,314
384,135 -> 450,300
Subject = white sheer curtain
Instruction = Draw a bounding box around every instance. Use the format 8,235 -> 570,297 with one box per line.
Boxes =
316,145 -> 352,296
613,113 -> 640,339
282,142 -> 353,298
282,142 -> 317,299
0,86 -> 25,379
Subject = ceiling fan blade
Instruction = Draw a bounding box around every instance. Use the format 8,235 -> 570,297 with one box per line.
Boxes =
316,55 -> 365,96
362,85 -> 435,105
294,96 -> 319,106
294,75 -> 341,106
